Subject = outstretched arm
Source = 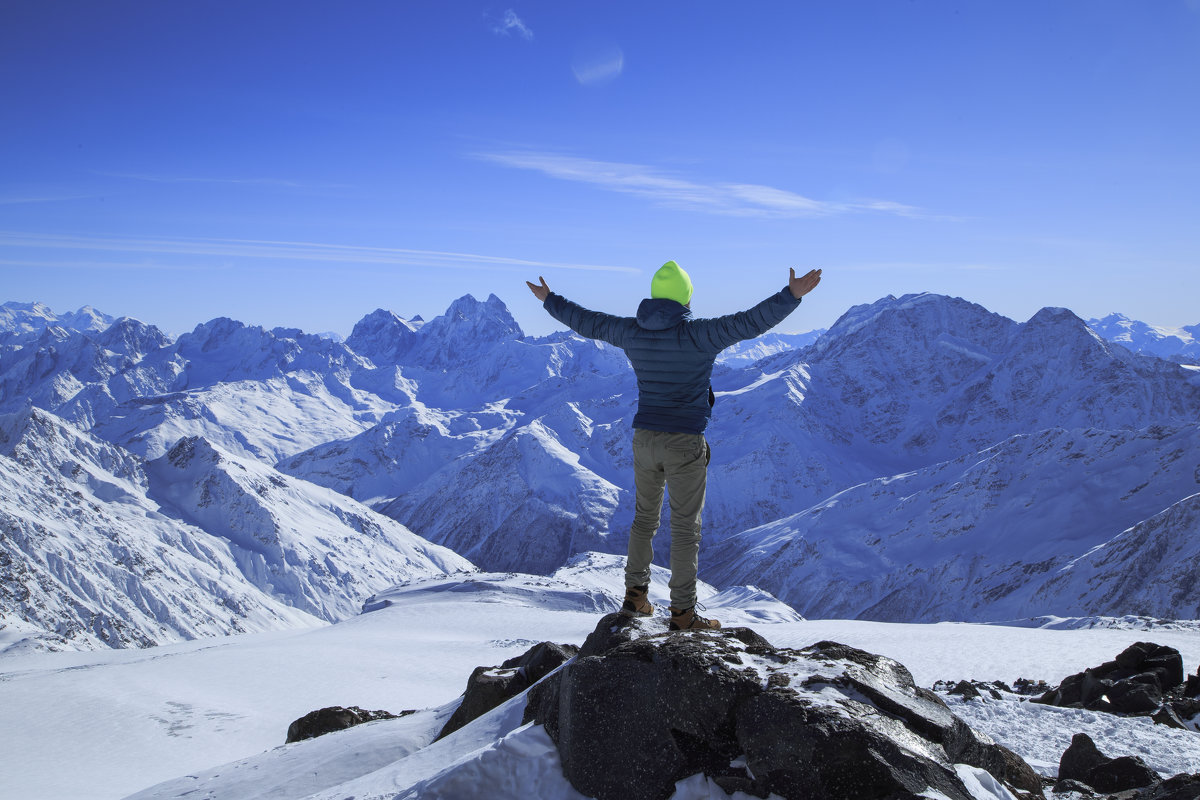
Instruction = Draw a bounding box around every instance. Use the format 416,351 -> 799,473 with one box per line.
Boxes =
526,276 -> 634,348
695,267 -> 823,352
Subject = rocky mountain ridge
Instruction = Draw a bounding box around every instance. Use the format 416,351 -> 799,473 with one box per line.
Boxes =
3,292 -> 1199,649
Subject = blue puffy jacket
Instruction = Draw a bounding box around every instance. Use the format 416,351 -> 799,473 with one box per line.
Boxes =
543,287 -> 802,434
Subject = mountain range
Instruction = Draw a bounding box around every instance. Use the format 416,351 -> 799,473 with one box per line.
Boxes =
1,295 -> 1198,650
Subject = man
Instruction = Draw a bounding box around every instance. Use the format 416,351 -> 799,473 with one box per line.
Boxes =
526,261 -> 821,630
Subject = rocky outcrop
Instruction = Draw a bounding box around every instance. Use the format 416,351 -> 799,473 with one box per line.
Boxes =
1056,732 -> 1161,794
285,705 -> 408,743
1034,642 -> 1200,728
524,614 -> 1043,800
435,640 -> 577,740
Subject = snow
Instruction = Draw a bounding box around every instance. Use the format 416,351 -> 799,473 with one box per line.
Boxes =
2,562 -> 1199,800
951,765 -> 1018,800
4,295 -> 1200,798
948,693 -> 1200,779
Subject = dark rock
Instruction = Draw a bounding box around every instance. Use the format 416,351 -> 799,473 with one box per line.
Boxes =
1088,755 -> 1161,793
943,716 -> 1045,797
1014,677 -> 1052,696
1152,704 -> 1189,730
1171,697 -> 1200,726
1051,777 -> 1096,795
1186,672 -> 1200,698
1058,732 -> 1161,794
1108,679 -> 1163,714
1034,642 -> 1189,720
285,705 -> 404,743
1081,671 -> 1115,708
949,680 -> 982,700
527,613 -> 1044,800
436,640 -> 576,740
1135,773 -> 1200,800
1126,643 -> 1185,690
1059,733 -> 1111,783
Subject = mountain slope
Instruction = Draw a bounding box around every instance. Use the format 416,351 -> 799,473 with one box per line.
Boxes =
6,292 -> 1200,627
148,435 -> 474,622
0,407 -> 474,651
707,423 -> 1200,622
0,409 -> 321,650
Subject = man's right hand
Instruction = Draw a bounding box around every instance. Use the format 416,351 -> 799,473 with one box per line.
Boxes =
526,276 -> 551,302
789,268 -> 822,299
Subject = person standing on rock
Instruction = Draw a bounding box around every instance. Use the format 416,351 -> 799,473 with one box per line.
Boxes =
526,260 -> 822,630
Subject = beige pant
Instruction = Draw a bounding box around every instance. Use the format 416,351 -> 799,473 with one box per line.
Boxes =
627,428 -> 710,610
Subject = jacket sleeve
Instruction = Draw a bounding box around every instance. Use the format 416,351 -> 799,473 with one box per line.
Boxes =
693,287 -> 802,353
543,293 -> 634,348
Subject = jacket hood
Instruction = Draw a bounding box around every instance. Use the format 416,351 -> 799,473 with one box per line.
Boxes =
636,297 -> 692,331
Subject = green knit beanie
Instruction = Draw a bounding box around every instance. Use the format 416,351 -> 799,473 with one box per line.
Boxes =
650,260 -> 693,305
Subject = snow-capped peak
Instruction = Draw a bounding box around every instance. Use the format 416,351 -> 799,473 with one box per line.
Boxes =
0,301 -> 116,336
424,293 -> 523,341
345,308 -> 421,366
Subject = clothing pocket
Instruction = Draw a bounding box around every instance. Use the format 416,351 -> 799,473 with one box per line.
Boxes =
664,433 -> 706,462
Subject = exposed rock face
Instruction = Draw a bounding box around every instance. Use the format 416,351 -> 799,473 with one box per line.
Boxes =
285,705 -> 407,743
1134,773 -> 1200,799
435,640 -> 577,740
1034,642 -> 1200,728
524,614 -> 1043,800
1058,732 -> 1161,794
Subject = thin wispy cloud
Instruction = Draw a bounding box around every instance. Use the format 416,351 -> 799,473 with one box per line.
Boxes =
491,9 -> 533,40
0,232 -> 638,274
0,195 -> 92,205
94,171 -> 344,190
478,151 -> 927,219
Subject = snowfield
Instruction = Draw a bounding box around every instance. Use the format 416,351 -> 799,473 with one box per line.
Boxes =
2,559 -> 1198,800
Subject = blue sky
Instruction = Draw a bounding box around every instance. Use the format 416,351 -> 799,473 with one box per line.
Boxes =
2,1 -> 1198,337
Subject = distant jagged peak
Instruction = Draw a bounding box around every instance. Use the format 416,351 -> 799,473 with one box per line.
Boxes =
1089,311 -> 1195,339
179,315 -> 257,348
426,293 -> 523,340
95,316 -> 173,357
345,308 -> 422,366
61,305 -> 116,333
350,308 -> 422,335
180,315 -> 331,345
0,299 -> 53,314
0,300 -> 117,336
172,316 -> 369,383
1020,305 -> 1119,354
813,292 -> 1015,357
1087,312 -> 1200,361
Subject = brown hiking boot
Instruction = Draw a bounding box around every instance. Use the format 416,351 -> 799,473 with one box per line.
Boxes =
620,585 -> 653,617
669,606 -> 721,631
